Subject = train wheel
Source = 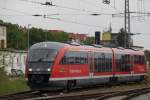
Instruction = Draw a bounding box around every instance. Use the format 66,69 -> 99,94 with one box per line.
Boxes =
67,80 -> 76,90
140,75 -> 145,81
109,77 -> 118,85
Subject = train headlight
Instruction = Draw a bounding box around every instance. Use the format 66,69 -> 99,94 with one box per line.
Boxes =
48,68 -> 51,71
29,68 -> 32,71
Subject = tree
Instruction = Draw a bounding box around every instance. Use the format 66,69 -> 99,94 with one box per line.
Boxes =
29,27 -> 46,46
117,28 -> 129,48
145,50 -> 150,67
81,37 -> 94,45
48,31 -> 69,42
6,23 -> 27,49
1,20 -> 70,50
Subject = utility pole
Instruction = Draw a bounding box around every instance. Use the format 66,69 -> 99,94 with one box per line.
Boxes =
27,24 -> 31,51
125,0 -> 131,48
103,0 -> 131,48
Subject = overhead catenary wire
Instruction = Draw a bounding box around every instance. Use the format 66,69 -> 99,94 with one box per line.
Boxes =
18,0 -> 150,21
0,6 -> 125,17
1,0 -> 149,32
0,7 -> 109,29
80,0 -> 109,12
0,14 -> 33,16
44,16 -> 106,28
81,0 -> 123,14
80,0 -> 124,15
108,4 -> 122,13
101,0 -> 124,14
19,0 -> 100,13
0,6 -> 124,17
136,0 -> 146,21
45,13 -> 124,16
134,18 -> 150,24
1,7 -> 31,15
44,11 -> 150,16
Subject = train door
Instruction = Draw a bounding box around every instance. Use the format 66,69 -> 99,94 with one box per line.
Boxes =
130,55 -> 134,74
88,52 -> 94,79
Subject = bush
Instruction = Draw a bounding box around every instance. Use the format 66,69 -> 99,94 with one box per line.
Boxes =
0,68 -> 30,96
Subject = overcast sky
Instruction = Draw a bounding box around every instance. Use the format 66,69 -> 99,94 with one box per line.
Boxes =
0,0 -> 150,49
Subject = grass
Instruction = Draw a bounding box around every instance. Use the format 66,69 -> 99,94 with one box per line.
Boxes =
147,68 -> 150,81
0,67 -> 150,96
0,68 -> 30,96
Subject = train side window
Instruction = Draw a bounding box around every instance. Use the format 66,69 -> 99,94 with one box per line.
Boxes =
74,51 -> 88,64
60,51 -> 75,64
120,55 -> 125,72
116,54 -> 122,72
138,55 -> 140,64
94,52 -> 112,72
101,53 -> 106,72
116,54 -> 130,72
134,55 -> 138,64
80,52 -> 88,64
134,55 -> 144,65
94,52 -> 101,72
61,55 -> 67,64
94,52 -> 99,72
138,55 -> 141,64
66,51 -> 75,64
60,51 -> 88,65
105,53 -> 112,72
121,54 -> 131,72
130,55 -> 134,67
142,56 -> 145,64
140,56 -> 145,64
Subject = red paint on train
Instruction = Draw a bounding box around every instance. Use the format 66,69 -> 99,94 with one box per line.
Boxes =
26,42 -> 147,89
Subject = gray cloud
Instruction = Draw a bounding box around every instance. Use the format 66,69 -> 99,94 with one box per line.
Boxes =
0,0 -> 150,49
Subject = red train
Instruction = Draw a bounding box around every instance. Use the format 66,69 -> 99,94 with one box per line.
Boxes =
26,42 -> 147,89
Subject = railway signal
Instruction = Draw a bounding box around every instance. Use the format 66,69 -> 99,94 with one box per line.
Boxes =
95,31 -> 101,45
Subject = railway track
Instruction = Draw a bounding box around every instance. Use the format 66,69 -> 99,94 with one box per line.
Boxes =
26,87 -> 150,100
1,83 -> 150,100
95,87 -> 150,100
0,90 -> 59,100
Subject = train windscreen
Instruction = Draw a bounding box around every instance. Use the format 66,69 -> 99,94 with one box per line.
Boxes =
28,49 -> 57,67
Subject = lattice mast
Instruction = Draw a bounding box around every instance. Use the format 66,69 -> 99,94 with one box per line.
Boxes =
125,0 -> 131,48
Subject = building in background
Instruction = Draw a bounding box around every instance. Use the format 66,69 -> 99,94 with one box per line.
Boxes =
49,30 -> 64,33
0,25 -> 7,49
68,33 -> 87,42
101,31 -> 118,47
49,30 -> 87,42
0,50 -> 27,75
95,31 -> 101,44
132,45 -> 144,51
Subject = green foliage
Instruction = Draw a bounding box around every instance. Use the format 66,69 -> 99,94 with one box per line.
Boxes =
81,37 -> 94,45
0,68 -> 30,96
0,68 -> 7,81
1,20 -> 69,50
29,28 -> 69,46
144,50 -> 150,67
117,28 -> 130,48
2,22 -> 27,50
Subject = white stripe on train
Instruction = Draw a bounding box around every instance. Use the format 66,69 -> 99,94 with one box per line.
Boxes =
49,73 -> 146,81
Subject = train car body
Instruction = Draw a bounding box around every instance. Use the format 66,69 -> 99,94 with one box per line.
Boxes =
26,42 -> 147,89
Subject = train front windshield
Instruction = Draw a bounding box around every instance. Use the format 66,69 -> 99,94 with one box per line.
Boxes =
29,49 -> 57,63
28,49 -> 57,72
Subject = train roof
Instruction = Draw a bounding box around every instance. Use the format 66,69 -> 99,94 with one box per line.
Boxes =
29,42 -> 144,55
29,42 -> 67,50
29,41 -> 111,51
112,47 -> 144,55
